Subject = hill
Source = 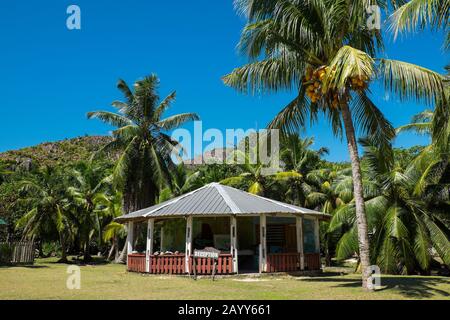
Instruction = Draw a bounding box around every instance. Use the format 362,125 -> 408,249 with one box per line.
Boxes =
0,136 -> 114,170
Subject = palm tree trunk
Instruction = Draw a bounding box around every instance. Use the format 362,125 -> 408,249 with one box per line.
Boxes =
83,231 -> 92,262
115,240 -> 127,264
58,232 -> 68,263
341,103 -> 372,290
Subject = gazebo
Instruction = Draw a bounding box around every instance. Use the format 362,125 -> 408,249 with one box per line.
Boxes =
116,183 -> 331,275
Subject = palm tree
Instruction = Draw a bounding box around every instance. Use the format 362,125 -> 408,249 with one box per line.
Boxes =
275,135 -> 329,206
66,161 -> 109,261
389,0 -> 449,48
223,0 -> 446,289
15,167 -> 70,263
88,74 -> 200,215
159,164 -> 203,202
95,190 -> 125,261
396,109 -> 434,136
330,138 -> 450,274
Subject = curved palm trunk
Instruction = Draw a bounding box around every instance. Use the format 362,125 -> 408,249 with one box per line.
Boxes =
341,103 -> 372,290
116,238 -> 128,264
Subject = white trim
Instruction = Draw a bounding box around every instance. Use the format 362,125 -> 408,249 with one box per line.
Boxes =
185,216 -> 193,273
314,218 -> 320,254
214,183 -> 242,214
145,219 -> 154,273
230,216 -> 238,273
126,221 -> 134,266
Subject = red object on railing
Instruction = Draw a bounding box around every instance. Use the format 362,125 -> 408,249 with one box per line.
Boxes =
127,254 -> 146,273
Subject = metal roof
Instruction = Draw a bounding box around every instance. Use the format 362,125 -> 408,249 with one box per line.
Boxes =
115,183 -> 331,222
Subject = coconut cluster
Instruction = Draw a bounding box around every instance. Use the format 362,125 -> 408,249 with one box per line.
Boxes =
303,66 -> 368,109
303,66 -> 342,109
350,75 -> 369,90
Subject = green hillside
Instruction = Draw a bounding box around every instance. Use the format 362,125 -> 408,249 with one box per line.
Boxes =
0,136 -> 114,170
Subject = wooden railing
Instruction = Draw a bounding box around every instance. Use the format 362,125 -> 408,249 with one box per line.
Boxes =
304,253 -> 321,270
127,254 -> 146,273
151,254 -> 185,274
188,254 -> 233,275
266,253 -> 300,272
266,252 -> 321,272
127,253 -> 235,274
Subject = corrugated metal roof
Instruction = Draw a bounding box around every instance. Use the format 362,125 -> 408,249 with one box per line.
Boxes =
115,183 -> 331,222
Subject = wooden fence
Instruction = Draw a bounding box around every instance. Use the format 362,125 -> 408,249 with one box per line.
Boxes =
266,252 -> 321,272
0,242 -> 35,265
127,253 -> 235,275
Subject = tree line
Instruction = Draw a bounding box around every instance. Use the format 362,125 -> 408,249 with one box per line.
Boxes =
0,1 -> 448,291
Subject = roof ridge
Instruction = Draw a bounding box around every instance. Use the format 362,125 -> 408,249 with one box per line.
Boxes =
143,183 -> 212,217
214,183 -> 241,214
221,183 -> 305,213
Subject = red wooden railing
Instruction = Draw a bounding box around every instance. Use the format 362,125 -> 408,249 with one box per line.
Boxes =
127,253 -> 235,274
266,253 -> 300,272
128,253 -> 319,274
304,253 -> 321,270
188,254 -> 233,275
127,254 -> 146,273
150,254 -> 185,274
266,252 -> 321,272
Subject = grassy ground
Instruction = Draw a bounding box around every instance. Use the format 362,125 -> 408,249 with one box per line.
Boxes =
0,257 -> 449,300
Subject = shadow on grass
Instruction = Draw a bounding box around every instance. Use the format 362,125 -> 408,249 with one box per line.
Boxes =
301,274 -> 450,298
45,257 -> 111,266
0,264 -> 48,269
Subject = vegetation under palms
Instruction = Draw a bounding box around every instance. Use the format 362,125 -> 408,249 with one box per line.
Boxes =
223,0 -> 446,289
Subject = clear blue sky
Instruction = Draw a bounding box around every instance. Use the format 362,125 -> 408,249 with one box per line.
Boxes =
1,1 -> 448,161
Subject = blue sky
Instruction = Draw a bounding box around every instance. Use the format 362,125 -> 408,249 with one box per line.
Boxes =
0,1 -> 448,161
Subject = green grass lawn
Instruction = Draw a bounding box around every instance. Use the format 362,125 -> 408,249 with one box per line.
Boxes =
0,258 -> 449,300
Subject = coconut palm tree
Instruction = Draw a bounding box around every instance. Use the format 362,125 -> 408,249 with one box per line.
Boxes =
159,164 -> 203,202
223,0 -> 446,289
275,135 -> 329,206
220,153 -> 269,195
15,167 -> 70,263
88,74 -> 200,215
65,161 -> 109,261
330,138 -> 450,274
396,109 -> 434,136
389,0 -> 449,48
95,190 -> 125,261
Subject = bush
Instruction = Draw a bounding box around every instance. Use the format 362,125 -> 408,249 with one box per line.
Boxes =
0,243 -> 12,264
41,242 -> 61,258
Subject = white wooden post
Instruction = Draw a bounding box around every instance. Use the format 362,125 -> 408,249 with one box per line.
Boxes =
230,216 -> 238,274
126,221 -> 134,267
145,219 -> 154,273
259,214 -> 267,273
185,216 -> 193,273
314,218 -> 320,254
296,216 -> 304,270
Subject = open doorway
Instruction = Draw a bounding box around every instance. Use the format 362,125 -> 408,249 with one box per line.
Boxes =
236,217 -> 259,273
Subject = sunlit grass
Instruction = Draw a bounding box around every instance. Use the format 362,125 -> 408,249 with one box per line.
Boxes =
0,257 -> 448,300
